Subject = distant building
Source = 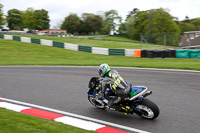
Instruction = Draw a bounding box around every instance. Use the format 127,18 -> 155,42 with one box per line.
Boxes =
180,31 -> 200,49
35,29 -> 67,35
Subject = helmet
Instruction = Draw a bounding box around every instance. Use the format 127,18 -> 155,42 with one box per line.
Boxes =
98,63 -> 110,77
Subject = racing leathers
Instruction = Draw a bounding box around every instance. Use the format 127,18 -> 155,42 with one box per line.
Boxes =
97,70 -> 131,112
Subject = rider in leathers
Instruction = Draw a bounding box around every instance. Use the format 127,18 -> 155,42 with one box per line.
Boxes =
97,64 -> 132,113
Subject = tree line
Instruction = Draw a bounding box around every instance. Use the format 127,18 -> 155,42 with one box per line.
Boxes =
0,3 -> 200,43
2,7 -> 50,32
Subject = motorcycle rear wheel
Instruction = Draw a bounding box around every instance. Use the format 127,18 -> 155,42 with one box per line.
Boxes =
136,98 -> 159,120
88,96 -> 105,109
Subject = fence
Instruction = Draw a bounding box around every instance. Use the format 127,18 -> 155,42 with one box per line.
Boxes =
141,32 -> 200,49
141,33 -> 181,48
0,34 -> 200,58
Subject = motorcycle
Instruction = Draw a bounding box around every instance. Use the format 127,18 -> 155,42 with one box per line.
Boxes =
87,77 -> 159,120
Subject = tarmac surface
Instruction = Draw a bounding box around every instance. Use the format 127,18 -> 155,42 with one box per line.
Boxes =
0,66 -> 200,133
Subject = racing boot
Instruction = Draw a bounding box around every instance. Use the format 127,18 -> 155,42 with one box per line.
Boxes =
119,105 -> 133,114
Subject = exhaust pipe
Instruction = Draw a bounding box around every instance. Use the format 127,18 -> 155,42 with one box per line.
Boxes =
143,91 -> 152,97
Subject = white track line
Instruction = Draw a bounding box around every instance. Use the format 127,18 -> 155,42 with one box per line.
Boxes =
0,97 -> 150,133
0,65 -> 199,73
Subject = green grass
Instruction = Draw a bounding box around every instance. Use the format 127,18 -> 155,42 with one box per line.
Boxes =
0,37 -> 199,132
101,35 -> 140,43
0,108 -> 95,133
72,35 -> 106,38
0,39 -> 199,70
7,34 -> 180,50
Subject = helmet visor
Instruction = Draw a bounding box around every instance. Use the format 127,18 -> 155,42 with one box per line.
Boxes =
98,69 -> 103,77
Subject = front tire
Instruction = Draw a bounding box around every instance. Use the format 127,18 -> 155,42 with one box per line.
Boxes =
88,96 -> 105,109
136,98 -> 159,120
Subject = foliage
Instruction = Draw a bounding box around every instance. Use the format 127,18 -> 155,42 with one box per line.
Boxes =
22,8 -> 50,32
61,13 -> 81,34
1,1 -> 200,37
0,3 -> 5,28
22,7 -> 36,31
5,7 -> 50,31
179,22 -> 194,33
179,17 -> 200,33
34,9 -> 50,30
80,14 -> 103,34
103,9 -> 122,34
119,8 -> 181,45
7,9 -> 23,30
61,13 -> 103,34
118,8 -> 139,36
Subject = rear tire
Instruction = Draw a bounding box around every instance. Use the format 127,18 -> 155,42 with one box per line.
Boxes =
136,98 -> 159,120
88,96 -> 105,109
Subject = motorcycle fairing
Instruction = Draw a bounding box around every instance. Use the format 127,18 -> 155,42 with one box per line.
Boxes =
130,86 -> 148,99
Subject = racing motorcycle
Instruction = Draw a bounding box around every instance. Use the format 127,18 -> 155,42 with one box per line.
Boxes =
87,77 -> 159,120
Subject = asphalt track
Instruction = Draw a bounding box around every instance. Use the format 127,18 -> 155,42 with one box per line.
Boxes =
0,66 -> 200,133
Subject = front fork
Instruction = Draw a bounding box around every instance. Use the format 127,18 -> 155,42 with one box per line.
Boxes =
131,96 -> 144,116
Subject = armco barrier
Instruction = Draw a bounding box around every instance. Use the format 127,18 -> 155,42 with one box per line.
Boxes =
92,47 -> 108,55
0,34 -> 4,39
13,36 -> 21,41
53,41 -> 64,48
4,35 -> 13,40
40,39 -> 53,46
109,49 -> 125,56
125,49 -> 134,57
78,45 -> 92,53
31,38 -> 41,44
0,34 -> 199,58
64,43 -> 78,51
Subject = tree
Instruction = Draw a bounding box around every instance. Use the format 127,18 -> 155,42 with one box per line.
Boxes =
131,10 -> 149,40
148,8 -> 180,45
22,7 -> 36,32
7,9 -> 23,30
34,9 -> 50,30
179,22 -> 194,33
79,13 -> 95,34
103,10 -> 121,34
118,8 -> 139,37
0,3 -> 5,29
150,9 -> 180,33
61,13 -> 81,34
178,17 -> 200,33
119,8 -> 181,45
190,18 -> 200,31
126,8 -> 139,19
80,13 -> 103,34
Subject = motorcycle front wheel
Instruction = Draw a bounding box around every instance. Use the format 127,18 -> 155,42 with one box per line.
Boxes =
88,96 -> 105,109
136,98 -> 159,120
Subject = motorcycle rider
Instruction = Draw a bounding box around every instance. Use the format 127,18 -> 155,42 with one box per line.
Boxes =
96,63 -> 133,113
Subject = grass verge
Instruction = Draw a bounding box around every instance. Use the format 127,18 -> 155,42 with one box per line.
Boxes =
0,108 -> 95,133
7,34 -> 180,49
0,39 -> 199,70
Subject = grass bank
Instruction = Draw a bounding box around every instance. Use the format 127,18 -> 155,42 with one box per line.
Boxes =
0,37 -> 199,132
0,39 -> 199,70
0,108 -> 95,133
8,34 -> 180,50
